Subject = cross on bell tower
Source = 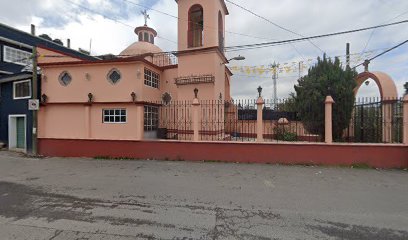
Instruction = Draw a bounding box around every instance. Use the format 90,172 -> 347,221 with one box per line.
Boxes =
141,10 -> 150,26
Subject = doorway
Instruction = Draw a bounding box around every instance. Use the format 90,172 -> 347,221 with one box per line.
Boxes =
8,115 -> 26,151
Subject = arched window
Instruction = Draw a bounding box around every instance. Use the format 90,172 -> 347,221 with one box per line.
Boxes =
144,32 -> 149,42
138,32 -> 143,41
218,11 -> 223,51
188,4 -> 203,48
150,34 -> 154,44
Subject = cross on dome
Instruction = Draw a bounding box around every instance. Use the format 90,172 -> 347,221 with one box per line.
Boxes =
141,10 -> 150,26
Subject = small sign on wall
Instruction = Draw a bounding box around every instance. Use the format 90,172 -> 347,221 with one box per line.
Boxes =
28,99 -> 40,111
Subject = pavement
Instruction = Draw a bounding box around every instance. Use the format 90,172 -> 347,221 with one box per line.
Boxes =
0,150 -> 407,240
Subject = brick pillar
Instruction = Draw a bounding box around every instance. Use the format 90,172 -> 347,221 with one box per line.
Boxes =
256,97 -> 264,142
192,98 -> 200,142
136,105 -> 144,140
403,95 -> 408,145
325,96 -> 335,144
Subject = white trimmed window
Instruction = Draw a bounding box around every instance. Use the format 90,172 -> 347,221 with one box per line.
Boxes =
144,106 -> 158,131
144,68 -> 160,89
103,109 -> 127,123
13,79 -> 31,99
3,46 -> 31,66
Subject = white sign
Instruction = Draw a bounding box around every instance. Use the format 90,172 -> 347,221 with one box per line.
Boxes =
28,99 -> 40,110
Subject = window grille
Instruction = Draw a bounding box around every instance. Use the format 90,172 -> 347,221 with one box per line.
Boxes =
103,109 -> 127,123
144,105 -> 158,131
13,79 -> 31,99
3,46 -> 31,66
144,68 -> 160,88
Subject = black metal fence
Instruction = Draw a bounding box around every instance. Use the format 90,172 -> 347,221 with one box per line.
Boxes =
151,97 -> 404,144
155,100 -> 192,141
342,97 -> 403,143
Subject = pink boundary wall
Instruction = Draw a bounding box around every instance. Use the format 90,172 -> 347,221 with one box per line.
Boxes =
39,139 -> 408,169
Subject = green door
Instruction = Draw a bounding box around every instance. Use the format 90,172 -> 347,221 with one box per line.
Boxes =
16,117 -> 25,149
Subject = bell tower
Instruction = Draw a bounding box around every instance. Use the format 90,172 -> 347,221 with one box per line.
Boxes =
175,0 -> 230,100
176,0 -> 228,51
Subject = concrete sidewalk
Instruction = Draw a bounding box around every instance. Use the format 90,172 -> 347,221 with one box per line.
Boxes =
0,150 -> 407,239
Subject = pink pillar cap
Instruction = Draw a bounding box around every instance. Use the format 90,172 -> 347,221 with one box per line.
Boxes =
325,96 -> 335,104
256,97 -> 265,105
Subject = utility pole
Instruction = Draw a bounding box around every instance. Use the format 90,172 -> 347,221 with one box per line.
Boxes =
298,61 -> 302,79
270,62 -> 279,109
32,47 -> 38,155
346,43 -> 350,67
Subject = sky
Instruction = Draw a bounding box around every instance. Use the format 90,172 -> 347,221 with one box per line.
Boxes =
0,0 -> 407,99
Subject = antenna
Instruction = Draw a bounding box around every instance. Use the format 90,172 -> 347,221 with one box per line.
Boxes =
89,38 -> 92,55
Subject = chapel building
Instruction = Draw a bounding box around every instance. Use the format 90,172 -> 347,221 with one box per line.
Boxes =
37,0 -> 232,141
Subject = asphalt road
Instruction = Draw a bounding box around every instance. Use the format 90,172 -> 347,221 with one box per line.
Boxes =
0,150 -> 407,240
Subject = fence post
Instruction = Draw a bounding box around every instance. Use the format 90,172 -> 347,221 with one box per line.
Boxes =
382,99 -> 393,143
256,97 -> 264,142
325,96 -> 335,144
403,95 -> 408,145
192,90 -> 200,142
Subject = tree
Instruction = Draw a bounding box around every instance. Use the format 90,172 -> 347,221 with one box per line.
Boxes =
52,39 -> 64,46
294,54 -> 357,140
38,34 -> 52,41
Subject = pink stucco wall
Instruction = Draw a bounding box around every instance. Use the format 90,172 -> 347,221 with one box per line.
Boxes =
177,51 -> 226,100
39,104 -> 142,140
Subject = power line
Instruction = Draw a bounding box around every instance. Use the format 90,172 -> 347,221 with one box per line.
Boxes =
225,0 -> 324,54
64,0 -> 177,45
122,0 -> 282,42
353,39 -> 408,69
225,19 -> 408,52
361,9 -> 408,53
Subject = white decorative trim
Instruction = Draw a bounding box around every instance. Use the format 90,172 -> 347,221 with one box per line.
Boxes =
8,114 -> 27,152
0,36 -> 33,50
3,45 -> 32,66
102,109 -> 127,124
13,79 -> 32,100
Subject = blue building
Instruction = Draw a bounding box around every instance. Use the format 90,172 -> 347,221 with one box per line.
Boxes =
0,23 -> 96,152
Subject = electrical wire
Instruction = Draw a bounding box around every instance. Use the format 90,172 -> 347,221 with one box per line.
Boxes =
225,19 -> 408,52
225,0 -> 324,54
361,9 -> 408,54
353,39 -> 408,69
122,0 -> 281,42
64,0 -> 177,45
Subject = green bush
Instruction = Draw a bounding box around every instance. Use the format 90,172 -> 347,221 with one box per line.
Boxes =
274,126 -> 298,141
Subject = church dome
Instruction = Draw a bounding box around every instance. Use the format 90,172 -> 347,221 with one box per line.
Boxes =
120,41 -> 163,56
120,12 -> 162,57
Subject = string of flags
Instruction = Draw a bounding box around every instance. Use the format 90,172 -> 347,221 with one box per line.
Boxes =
229,50 -> 381,76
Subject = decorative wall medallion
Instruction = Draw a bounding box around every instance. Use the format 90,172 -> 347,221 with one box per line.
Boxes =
162,92 -> 172,105
107,68 -> 121,84
58,71 -> 72,86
